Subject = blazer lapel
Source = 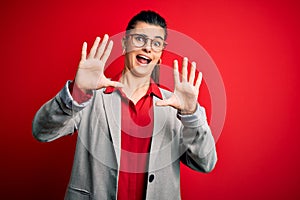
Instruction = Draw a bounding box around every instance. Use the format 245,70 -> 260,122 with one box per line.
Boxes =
102,91 -> 121,166
148,95 -> 168,172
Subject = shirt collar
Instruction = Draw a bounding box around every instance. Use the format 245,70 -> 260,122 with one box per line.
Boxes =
104,73 -> 163,100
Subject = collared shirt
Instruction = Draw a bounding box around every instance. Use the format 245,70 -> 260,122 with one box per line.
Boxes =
105,77 -> 162,200
70,76 -> 162,200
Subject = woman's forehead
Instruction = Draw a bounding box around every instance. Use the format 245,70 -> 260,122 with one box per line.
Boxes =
129,22 -> 165,38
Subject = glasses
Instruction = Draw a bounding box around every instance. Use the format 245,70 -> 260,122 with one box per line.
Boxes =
126,34 -> 167,52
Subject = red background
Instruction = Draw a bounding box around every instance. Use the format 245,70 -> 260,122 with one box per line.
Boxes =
1,0 -> 300,199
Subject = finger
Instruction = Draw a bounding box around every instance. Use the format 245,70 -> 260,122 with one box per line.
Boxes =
108,80 -> 124,88
88,37 -> 101,58
101,40 -> 113,64
182,57 -> 188,82
195,71 -> 203,90
173,60 -> 180,85
81,42 -> 87,61
189,61 -> 196,84
156,95 -> 179,108
156,99 -> 171,107
101,79 -> 124,88
96,34 -> 109,59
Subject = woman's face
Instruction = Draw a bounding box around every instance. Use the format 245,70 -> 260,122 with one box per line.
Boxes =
123,21 -> 165,78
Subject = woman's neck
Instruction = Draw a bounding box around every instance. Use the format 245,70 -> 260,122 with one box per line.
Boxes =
120,69 -> 151,104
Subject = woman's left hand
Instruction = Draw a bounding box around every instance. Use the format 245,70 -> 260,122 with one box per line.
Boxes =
156,57 -> 202,114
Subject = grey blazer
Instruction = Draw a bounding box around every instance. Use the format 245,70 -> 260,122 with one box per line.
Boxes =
32,81 -> 217,200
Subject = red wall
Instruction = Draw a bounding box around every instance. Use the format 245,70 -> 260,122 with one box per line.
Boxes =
1,0 -> 299,199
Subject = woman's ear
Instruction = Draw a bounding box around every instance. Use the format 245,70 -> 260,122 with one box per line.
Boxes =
157,59 -> 162,64
122,36 -> 126,55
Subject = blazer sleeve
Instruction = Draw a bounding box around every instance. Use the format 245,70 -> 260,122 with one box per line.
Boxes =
178,104 -> 217,173
32,81 -> 92,142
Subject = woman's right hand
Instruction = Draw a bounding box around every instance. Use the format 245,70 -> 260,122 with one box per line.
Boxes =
74,34 -> 123,93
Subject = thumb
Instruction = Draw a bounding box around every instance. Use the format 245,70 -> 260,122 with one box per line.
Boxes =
156,94 -> 181,110
110,81 -> 124,88
156,94 -> 178,108
102,79 -> 124,88
156,98 -> 172,107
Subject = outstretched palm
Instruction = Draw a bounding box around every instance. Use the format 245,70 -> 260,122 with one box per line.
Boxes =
156,57 -> 202,114
75,35 -> 123,93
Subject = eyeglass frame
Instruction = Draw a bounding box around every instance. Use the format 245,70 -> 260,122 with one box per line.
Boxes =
125,33 -> 168,52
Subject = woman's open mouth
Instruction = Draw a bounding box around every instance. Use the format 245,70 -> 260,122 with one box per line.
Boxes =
136,55 -> 152,65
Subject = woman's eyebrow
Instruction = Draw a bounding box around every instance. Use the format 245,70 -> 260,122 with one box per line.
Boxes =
134,33 -> 164,40
154,36 -> 164,40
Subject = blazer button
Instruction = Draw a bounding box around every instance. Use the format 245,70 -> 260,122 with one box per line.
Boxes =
149,174 -> 155,183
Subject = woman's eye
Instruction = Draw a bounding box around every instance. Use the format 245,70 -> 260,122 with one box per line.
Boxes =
135,36 -> 144,42
153,41 -> 162,47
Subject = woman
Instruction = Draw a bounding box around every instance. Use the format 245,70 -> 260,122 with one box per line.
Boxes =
33,10 -> 217,200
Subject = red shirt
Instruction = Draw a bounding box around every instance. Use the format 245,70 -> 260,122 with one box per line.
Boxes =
105,79 -> 162,200
70,79 -> 162,200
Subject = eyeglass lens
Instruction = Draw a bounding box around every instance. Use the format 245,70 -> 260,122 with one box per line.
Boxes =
131,34 -> 164,51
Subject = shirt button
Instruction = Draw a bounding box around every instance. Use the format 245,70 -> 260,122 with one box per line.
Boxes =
149,174 -> 155,183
